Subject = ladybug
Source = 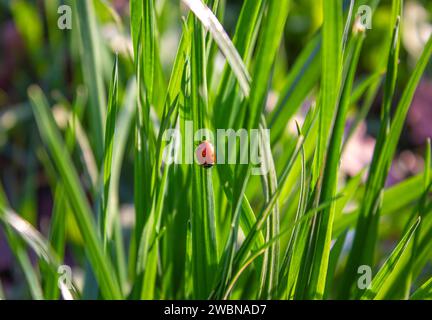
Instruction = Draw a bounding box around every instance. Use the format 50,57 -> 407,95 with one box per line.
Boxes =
196,140 -> 216,168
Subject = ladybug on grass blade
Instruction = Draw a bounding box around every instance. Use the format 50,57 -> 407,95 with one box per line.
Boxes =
196,140 -> 216,168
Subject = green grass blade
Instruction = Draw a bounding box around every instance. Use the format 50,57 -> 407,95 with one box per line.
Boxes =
234,131 -> 306,275
0,185 -> 79,299
223,194 -> 341,299
0,184 -> 44,299
338,9 -> 402,296
313,0 -> 343,183
219,0 -> 291,299
74,0 -> 106,164
269,35 -> 321,144
107,80 -> 136,291
40,90 -> 85,299
401,139 -> 432,298
324,230 -> 348,299
182,0 -> 251,96
144,0 -> 157,101
213,0 -> 263,132
306,0 -> 344,299
28,86 -> 122,299
281,124 -> 309,299
341,31 -> 432,298
247,0 -> 291,129
132,22 -> 157,284
258,121 -> 280,298
138,97 -> 180,299
360,218 -> 421,300
189,17 -> 218,299
101,56 -> 119,244
333,171 -> 432,237
43,186 -> 67,299
411,275 -> 432,299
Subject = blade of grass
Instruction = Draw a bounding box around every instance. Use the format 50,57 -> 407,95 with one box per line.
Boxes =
312,0 -> 343,185
106,79 -> 136,292
324,230 -> 348,299
28,86 -> 122,299
339,10 -> 402,296
233,130 -> 307,277
138,98 -> 180,299
333,171 -> 432,237
269,35 -> 321,144
217,0 -> 291,299
101,55 -> 119,244
280,123 -> 309,299
40,90 -> 85,299
402,138 -> 431,298
411,275 -> 432,299
0,184 -> 44,299
340,31 -> 432,298
258,121 -> 279,298
132,22 -> 157,286
189,17 -> 218,299
0,185 -> 79,299
213,0 -> 267,259
182,0 -> 251,96
74,0 -> 106,164
305,0 -> 344,299
223,194 -> 342,299
43,186 -> 67,299
213,0 -> 263,131
360,218 -> 421,299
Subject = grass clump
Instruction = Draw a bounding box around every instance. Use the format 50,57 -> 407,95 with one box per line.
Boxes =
0,0 -> 431,300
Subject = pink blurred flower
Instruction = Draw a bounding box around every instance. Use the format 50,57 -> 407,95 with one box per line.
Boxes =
407,80 -> 432,146
341,121 -> 375,178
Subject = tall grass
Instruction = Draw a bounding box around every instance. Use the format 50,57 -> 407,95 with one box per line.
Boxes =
0,0 -> 431,300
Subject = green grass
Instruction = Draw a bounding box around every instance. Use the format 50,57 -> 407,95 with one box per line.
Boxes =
0,0 -> 431,300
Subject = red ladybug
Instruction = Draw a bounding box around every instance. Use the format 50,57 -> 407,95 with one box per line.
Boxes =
196,140 -> 216,168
